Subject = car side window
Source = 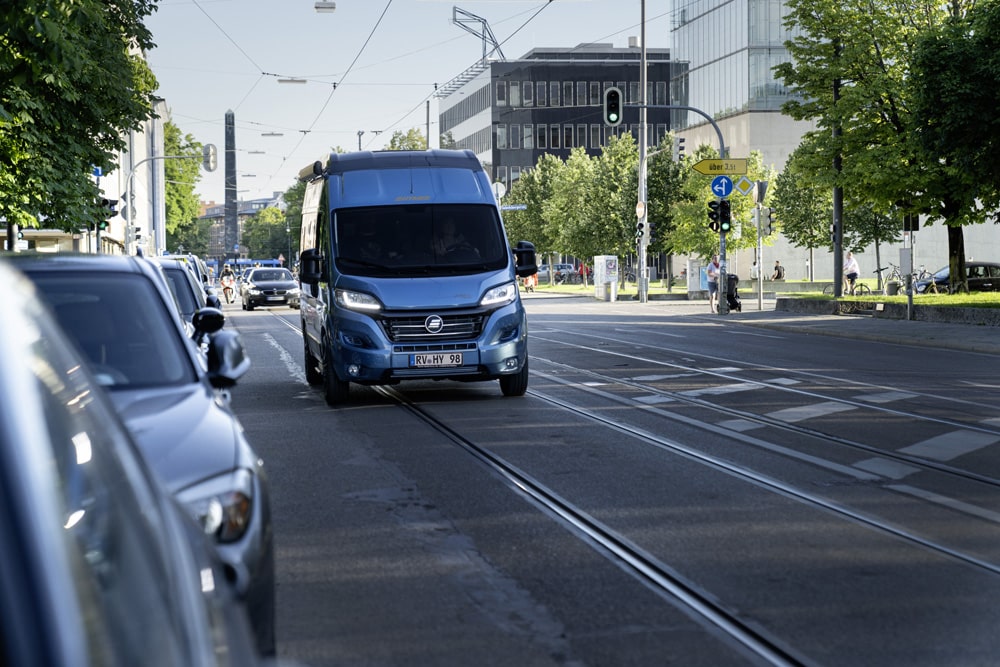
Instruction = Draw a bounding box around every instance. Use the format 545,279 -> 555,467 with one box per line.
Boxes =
29,309 -> 196,666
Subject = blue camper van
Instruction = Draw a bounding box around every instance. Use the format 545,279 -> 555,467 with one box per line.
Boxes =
297,150 -> 537,405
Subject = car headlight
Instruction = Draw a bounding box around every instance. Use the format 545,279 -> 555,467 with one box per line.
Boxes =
287,287 -> 300,295
176,469 -> 254,543
248,288 -> 261,295
481,281 -> 518,307
336,289 -> 382,312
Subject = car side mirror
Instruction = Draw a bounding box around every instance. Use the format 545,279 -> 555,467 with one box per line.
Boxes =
299,248 -> 324,296
205,329 -> 251,388
513,241 -> 537,278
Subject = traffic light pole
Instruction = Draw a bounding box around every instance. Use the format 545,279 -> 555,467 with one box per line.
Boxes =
635,103 -> 728,312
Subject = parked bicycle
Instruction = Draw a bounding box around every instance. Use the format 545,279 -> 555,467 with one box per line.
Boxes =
822,280 -> 871,296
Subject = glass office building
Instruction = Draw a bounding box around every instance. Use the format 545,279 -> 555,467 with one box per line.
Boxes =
669,0 -> 806,170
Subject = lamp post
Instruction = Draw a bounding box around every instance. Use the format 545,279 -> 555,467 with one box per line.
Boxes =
286,221 -> 293,270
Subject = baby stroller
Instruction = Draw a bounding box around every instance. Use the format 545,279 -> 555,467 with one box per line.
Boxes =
726,273 -> 742,312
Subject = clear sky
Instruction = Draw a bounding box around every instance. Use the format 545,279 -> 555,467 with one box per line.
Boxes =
144,0 -> 674,204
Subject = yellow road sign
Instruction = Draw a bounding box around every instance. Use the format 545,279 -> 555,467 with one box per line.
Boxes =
692,158 -> 748,176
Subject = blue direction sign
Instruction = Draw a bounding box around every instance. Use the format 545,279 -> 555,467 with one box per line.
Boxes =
711,175 -> 733,198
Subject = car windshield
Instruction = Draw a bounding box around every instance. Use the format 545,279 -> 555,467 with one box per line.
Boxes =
30,273 -> 198,388
161,267 -> 199,319
334,203 -> 508,277
252,269 -> 293,282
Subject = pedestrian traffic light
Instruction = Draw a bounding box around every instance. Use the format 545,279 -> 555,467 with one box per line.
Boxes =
98,197 -> 118,219
603,87 -> 622,127
719,199 -> 732,233
636,219 -> 645,242
98,220 -> 109,231
708,200 -> 721,233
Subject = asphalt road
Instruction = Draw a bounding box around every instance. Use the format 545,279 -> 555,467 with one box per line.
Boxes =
225,296 -> 1000,666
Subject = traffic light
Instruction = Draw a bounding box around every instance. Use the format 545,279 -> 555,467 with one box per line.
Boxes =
635,219 -> 645,242
764,207 -> 776,235
202,143 -> 218,172
707,200 -> 721,233
98,220 -> 109,231
647,221 -> 655,243
603,87 -> 622,127
672,136 -> 685,161
719,199 -> 732,233
99,197 -> 118,218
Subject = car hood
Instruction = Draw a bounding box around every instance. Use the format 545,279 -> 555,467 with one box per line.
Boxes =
249,280 -> 298,290
339,269 -> 514,309
107,384 -> 241,493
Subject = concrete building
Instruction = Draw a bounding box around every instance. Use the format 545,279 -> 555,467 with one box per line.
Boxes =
437,43 -> 687,191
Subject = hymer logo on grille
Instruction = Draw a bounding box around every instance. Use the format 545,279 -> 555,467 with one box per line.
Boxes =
424,315 -> 444,334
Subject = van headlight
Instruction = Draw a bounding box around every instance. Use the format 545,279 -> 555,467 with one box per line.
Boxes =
480,281 -> 518,307
335,289 -> 382,312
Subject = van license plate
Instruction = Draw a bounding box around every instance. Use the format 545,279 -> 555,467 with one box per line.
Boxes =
411,353 -> 463,368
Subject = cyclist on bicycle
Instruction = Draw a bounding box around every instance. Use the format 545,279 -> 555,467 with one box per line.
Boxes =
843,251 -> 860,294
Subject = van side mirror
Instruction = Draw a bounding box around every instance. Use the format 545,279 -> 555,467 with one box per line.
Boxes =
299,248 -> 324,295
513,241 -> 537,278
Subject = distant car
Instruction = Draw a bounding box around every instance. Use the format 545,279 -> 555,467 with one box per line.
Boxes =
7,252 -> 276,657
0,260 -> 263,667
914,261 -> 1000,294
242,267 -> 300,310
537,263 -> 576,284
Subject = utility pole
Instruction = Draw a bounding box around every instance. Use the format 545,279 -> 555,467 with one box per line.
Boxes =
636,0 -> 649,303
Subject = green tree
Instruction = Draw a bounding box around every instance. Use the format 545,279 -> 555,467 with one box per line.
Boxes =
385,128 -> 427,151
281,179 -> 306,261
242,207 -> 289,260
1,0 -> 159,244
440,131 -> 457,149
501,153 -> 562,256
163,120 -> 202,246
587,133 -> 639,261
775,0 -> 981,290
772,143 -> 835,251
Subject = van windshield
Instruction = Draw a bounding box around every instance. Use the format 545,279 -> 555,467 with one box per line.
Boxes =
334,204 -> 509,277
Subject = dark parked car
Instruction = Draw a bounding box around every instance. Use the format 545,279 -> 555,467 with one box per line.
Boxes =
0,261 -> 263,666
7,252 -> 276,656
150,256 -> 223,333
242,267 -> 300,310
914,261 -> 1000,294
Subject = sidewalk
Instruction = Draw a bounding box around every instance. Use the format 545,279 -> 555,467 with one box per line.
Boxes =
525,288 -> 1000,356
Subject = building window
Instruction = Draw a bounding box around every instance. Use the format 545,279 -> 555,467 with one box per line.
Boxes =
511,124 -> 521,149
524,124 -> 534,149
590,124 -> 602,148
563,81 -> 574,107
629,81 -> 640,104
523,82 -> 534,107
496,165 -> 508,188
496,81 -> 508,107
576,81 -> 587,106
655,81 -> 667,106
510,81 -> 521,107
511,166 -> 521,183
496,124 -> 508,149
550,124 -> 560,149
590,81 -> 601,106
537,81 -> 547,106
563,125 -> 574,148
576,124 -> 587,149
550,82 -> 560,106
537,124 -> 547,149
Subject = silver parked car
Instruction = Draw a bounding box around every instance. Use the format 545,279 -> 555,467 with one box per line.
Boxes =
7,252 -> 276,657
0,260 -> 264,666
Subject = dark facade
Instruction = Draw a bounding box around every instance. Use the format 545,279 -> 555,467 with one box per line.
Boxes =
437,44 -> 687,188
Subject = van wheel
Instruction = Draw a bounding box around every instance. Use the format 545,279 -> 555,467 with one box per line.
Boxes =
499,358 -> 528,397
304,338 -> 322,386
322,336 -> 350,405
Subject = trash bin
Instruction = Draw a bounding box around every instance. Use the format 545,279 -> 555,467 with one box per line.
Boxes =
886,281 -> 899,296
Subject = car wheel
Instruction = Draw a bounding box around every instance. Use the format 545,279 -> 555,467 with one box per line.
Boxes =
246,300 -> 255,312
499,357 -> 529,397
321,333 -> 349,405
304,336 -> 322,386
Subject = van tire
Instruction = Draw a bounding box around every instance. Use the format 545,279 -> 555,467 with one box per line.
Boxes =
499,358 -> 528,397
304,338 -> 323,386
322,336 -> 350,405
